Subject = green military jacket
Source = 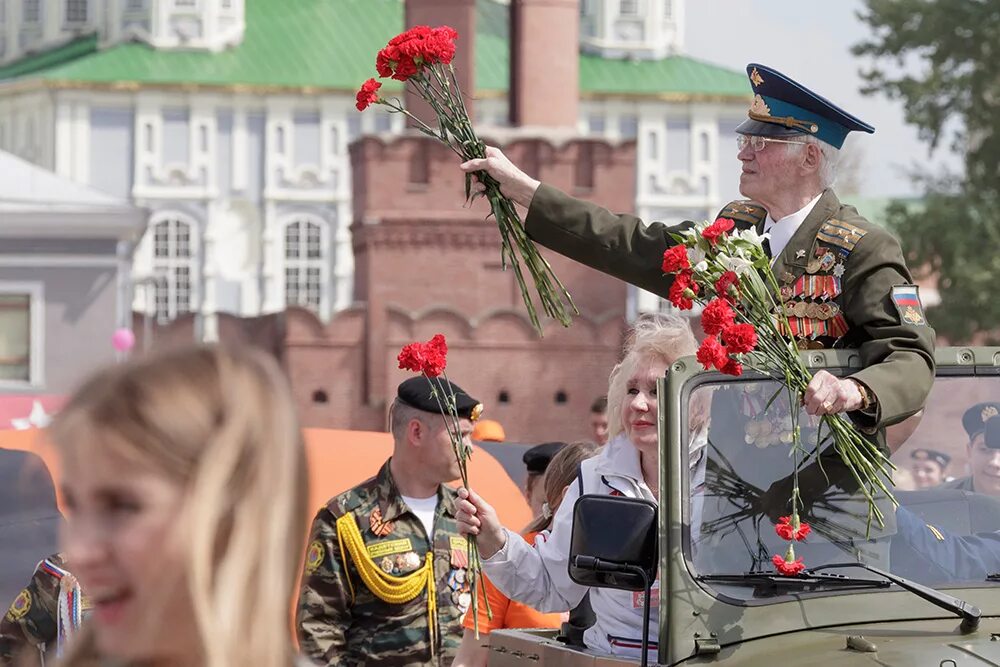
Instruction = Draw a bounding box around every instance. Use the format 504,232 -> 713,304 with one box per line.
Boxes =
525,184 -> 936,431
0,553 -> 83,667
297,459 -> 470,667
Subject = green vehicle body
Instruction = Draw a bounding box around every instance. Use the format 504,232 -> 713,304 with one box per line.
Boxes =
487,347 -> 1000,666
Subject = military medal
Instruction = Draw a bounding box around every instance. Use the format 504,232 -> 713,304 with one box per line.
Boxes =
369,507 -> 395,537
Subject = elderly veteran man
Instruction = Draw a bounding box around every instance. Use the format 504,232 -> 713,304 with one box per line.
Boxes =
461,62 -> 934,436
297,377 -> 484,666
944,403 -> 1000,497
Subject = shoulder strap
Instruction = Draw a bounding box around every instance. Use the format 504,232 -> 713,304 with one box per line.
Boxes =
817,218 -> 868,255
577,463 -> 585,496
717,200 -> 767,228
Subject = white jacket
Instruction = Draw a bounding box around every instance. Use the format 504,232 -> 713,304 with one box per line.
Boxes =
483,434 -> 658,660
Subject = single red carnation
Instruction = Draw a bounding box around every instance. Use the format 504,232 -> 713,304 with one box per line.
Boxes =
696,336 -> 727,371
397,342 -> 425,373
422,334 -> 448,377
775,515 -> 812,542
661,245 -> 690,274
772,554 -> 806,576
355,78 -> 382,112
722,323 -> 758,354
719,356 -> 743,376
668,271 -> 699,310
715,270 -> 739,301
702,217 -> 736,245
701,298 -> 736,336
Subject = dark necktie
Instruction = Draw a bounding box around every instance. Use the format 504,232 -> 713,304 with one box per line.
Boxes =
762,236 -> 772,259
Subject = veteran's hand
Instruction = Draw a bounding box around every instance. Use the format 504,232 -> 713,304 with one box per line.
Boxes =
455,487 -> 507,559
804,370 -> 864,416
459,146 -> 541,209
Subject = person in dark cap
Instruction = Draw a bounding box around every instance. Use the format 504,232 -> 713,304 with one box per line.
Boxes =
298,376 -> 484,666
460,62 -> 934,440
909,448 -> 951,489
522,442 -> 567,519
943,403 -> 1000,497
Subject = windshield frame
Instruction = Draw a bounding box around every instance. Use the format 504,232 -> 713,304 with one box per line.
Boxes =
657,346 -> 1000,664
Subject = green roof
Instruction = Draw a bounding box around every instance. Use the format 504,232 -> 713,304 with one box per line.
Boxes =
0,0 -> 748,99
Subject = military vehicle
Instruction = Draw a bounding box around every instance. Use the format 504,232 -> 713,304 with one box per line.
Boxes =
487,347 -> 1000,665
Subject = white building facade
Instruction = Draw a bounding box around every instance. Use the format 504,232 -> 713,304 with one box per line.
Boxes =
0,0 -> 748,334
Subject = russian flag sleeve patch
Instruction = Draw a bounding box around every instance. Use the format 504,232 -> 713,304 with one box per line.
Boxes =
891,285 -> 927,326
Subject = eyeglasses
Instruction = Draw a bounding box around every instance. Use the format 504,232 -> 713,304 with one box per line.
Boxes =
736,135 -> 807,152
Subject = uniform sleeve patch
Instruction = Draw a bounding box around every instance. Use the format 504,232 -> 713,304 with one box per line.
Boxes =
5,589 -> 31,621
305,540 -> 325,574
891,285 -> 927,326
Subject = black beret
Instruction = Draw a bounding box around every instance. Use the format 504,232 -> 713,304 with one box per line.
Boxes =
961,402 -> 1000,440
522,441 -> 567,475
910,448 -> 951,469
397,376 -> 482,420
986,416 -> 1000,450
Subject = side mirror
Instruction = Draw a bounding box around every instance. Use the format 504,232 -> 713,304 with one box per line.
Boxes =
568,494 -> 658,591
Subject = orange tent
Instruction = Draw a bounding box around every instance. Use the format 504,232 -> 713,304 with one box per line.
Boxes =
0,428 -> 532,533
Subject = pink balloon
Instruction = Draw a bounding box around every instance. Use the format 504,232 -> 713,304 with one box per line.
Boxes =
112,327 -> 136,352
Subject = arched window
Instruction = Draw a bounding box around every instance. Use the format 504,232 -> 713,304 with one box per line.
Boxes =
283,217 -> 327,313
150,214 -> 198,323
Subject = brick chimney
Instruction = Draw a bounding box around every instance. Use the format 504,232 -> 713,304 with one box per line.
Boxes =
510,0 -> 580,128
404,0 -> 478,127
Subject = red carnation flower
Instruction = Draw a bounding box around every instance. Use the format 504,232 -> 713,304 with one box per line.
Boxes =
719,356 -> 743,377
397,341 -> 425,373
422,333 -> 448,377
722,323 -> 758,355
701,298 -> 736,336
696,336 -> 728,371
702,217 -> 736,246
775,515 -> 811,542
715,270 -> 739,301
772,553 -> 806,576
661,245 -> 690,274
355,78 -> 382,112
398,334 -> 449,377
668,271 -> 699,310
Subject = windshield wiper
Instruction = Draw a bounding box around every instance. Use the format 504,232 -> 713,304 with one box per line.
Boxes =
697,571 -> 890,596
809,562 -> 980,633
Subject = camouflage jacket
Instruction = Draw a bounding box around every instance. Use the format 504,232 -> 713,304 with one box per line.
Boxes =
0,553 -> 86,667
297,459 -> 471,667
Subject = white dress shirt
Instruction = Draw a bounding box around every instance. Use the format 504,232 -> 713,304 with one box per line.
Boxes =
763,192 -> 823,259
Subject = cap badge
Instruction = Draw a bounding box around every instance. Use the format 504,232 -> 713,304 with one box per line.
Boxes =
750,94 -> 771,117
750,67 -> 765,87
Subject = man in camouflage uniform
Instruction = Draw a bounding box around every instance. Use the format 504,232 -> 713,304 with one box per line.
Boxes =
298,377 -> 484,666
0,553 -> 85,666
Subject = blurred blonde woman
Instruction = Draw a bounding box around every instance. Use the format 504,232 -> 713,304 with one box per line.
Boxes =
49,345 -> 311,667
452,440 -> 600,667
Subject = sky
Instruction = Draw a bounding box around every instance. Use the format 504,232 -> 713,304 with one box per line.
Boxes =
684,0 -> 962,199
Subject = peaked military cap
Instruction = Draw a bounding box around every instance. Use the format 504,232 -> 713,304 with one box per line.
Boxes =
397,376 -> 483,421
961,401 -> 1000,440
522,441 -> 567,475
986,415 -> 1000,450
911,448 -> 951,469
737,63 -> 875,149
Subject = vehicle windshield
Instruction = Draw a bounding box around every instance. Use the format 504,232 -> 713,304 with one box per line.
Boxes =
687,374 -> 1000,602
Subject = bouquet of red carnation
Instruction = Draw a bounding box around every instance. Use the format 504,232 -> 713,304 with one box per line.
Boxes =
356,26 -> 576,334
661,219 -> 894,574
397,334 -> 492,635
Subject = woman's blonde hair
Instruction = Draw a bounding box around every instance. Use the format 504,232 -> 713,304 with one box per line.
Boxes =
606,313 -> 698,440
523,440 -> 600,534
50,345 -> 308,667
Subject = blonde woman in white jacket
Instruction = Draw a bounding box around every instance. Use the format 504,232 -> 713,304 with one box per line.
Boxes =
456,314 -> 700,660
